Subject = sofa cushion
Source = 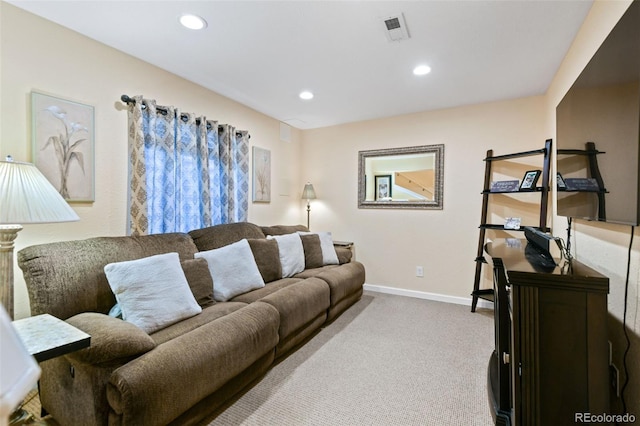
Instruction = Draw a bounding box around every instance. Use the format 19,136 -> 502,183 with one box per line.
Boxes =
298,231 -> 339,265
107,258 -> 215,318
261,224 -> 308,236
267,233 -> 305,277
315,261 -> 366,307
247,238 -> 282,283
293,264 -> 340,279
189,222 -> 265,251
150,302 -> 248,345
181,259 -> 215,308
104,252 -> 202,334
195,239 -> 265,302
259,278 -> 330,342
299,234 -> 324,269
66,312 -> 156,365
231,278 -> 303,304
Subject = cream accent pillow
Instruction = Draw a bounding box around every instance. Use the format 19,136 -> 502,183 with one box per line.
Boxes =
195,239 -> 265,302
298,231 -> 339,265
267,233 -> 306,277
104,252 -> 202,334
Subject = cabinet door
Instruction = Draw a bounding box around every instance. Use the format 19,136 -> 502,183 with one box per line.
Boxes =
511,286 -> 539,426
510,285 -> 524,426
512,284 -> 609,426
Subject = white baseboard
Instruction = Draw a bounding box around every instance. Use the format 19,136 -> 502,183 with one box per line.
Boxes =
363,283 -> 493,309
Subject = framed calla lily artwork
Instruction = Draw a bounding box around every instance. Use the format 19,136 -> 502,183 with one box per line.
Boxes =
32,91 -> 95,202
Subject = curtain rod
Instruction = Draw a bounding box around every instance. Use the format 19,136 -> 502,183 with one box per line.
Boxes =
120,95 -> 249,138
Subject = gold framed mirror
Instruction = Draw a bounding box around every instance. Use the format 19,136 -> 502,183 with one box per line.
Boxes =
358,144 -> 444,209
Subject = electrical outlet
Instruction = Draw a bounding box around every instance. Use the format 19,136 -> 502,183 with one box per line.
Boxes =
416,266 -> 424,277
610,364 -> 620,397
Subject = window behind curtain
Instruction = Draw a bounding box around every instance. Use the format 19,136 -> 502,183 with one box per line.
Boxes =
126,96 -> 249,235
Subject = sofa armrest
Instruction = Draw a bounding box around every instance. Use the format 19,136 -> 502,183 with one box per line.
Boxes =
335,247 -> 352,264
65,313 -> 156,365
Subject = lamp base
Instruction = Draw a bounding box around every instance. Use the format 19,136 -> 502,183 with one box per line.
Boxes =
0,224 -> 22,320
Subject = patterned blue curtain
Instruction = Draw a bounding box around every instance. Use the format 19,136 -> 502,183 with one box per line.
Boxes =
127,96 -> 249,235
220,125 -> 250,223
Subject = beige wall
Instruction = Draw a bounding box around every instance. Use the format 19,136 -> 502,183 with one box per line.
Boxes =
0,3 -> 302,319
546,0 -> 639,412
302,96 -> 548,299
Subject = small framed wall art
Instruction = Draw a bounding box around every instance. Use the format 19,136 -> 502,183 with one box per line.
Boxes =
31,91 -> 95,202
252,146 -> 271,202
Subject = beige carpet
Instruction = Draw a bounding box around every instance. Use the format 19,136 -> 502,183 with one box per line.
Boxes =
203,291 -> 495,426
25,291 -> 495,425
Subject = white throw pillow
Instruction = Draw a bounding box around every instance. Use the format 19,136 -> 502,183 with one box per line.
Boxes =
298,231 -> 339,265
104,252 -> 202,334
195,239 -> 265,302
267,233 -> 306,277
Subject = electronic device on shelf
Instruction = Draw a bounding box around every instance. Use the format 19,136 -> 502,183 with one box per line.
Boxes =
523,226 -> 561,270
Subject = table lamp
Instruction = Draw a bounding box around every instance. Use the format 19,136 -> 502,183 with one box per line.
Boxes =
0,156 -> 79,320
301,183 -> 316,230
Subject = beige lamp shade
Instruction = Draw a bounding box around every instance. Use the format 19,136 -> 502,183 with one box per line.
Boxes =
301,183 -> 316,230
0,156 -> 79,320
0,158 -> 79,224
301,183 -> 316,201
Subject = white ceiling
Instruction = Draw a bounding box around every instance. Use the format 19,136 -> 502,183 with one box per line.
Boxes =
7,0 -> 594,129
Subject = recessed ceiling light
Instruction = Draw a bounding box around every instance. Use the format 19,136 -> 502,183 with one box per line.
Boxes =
413,65 -> 432,76
179,14 -> 207,30
299,91 -> 314,100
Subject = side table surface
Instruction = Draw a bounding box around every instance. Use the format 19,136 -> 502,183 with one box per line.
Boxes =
13,314 -> 90,362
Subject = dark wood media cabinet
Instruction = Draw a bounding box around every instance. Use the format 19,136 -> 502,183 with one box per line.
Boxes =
484,239 -> 610,426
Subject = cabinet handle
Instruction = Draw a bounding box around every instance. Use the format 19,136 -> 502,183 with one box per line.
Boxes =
503,352 -> 510,364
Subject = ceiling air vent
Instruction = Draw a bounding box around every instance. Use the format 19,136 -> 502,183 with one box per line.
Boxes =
382,13 -> 410,42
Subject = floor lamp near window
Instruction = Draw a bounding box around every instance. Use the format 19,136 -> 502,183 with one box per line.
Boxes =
0,156 -> 79,320
301,183 -> 316,230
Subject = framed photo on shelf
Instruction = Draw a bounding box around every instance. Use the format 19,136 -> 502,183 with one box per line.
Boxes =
557,172 -> 567,190
504,217 -> 522,230
375,175 -> 392,200
520,170 -> 541,190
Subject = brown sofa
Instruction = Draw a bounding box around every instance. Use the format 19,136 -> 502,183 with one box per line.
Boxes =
18,222 -> 365,426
